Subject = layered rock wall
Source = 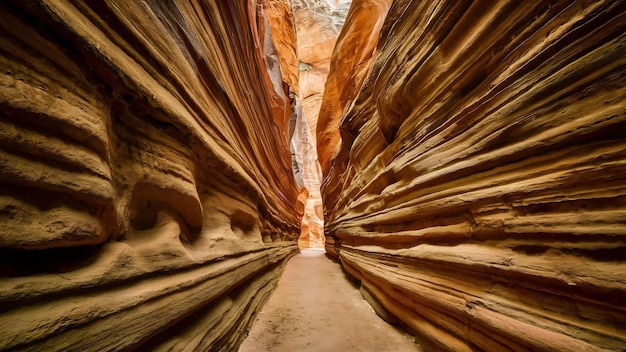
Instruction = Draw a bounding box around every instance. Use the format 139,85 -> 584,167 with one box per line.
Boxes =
0,1 -> 300,350
322,1 -> 626,350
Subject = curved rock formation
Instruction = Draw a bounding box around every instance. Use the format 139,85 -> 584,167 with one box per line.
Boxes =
316,0 -> 392,175
0,0 -> 300,350
322,0 -> 626,350
262,0 -> 300,97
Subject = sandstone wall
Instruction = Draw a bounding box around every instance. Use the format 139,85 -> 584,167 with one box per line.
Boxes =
316,0 -> 392,175
322,1 -> 626,350
0,1 -> 300,350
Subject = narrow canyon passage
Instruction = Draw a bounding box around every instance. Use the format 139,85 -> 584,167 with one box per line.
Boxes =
239,249 -> 422,352
1,1 -> 625,351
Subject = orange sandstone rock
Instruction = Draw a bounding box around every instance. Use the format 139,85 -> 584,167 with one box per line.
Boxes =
261,0 -> 300,96
0,1 -> 300,350
317,0 -> 392,175
322,0 -> 626,350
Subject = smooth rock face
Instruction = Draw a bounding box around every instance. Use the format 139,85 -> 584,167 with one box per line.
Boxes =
0,1 -> 300,351
317,0 -> 392,175
321,1 -> 626,350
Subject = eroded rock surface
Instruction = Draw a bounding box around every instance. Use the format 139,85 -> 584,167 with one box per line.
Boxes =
290,0 -> 351,248
322,1 -> 626,350
0,1 -> 300,350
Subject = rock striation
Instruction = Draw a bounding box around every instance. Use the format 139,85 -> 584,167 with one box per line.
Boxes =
321,1 -> 626,350
0,1 -> 300,351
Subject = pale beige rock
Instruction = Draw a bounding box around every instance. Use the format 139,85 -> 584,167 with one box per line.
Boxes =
321,0 -> 626,350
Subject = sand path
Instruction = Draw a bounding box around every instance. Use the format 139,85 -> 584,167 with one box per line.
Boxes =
239,249 -> 423,352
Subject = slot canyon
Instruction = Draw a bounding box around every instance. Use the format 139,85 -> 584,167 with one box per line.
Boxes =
0,0 -> 625,351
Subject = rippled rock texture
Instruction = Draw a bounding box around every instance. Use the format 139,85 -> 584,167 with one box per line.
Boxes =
322,1 -> 626,350
0,1 -> 300,350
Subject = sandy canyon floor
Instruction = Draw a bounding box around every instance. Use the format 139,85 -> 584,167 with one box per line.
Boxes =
239,249 -> 423,352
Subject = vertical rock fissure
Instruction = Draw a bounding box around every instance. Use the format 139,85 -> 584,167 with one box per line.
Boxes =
288,0 -> 352,248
